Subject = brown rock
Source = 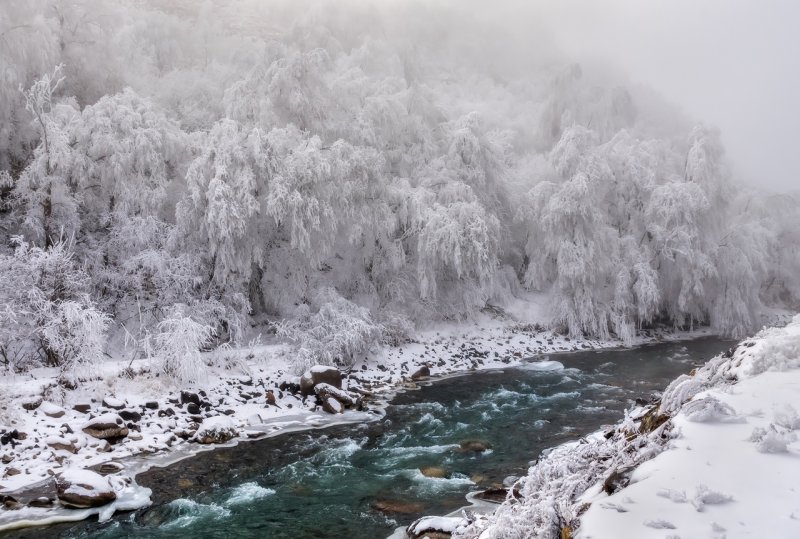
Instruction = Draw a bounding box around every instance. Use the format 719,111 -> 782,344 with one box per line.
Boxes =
410,365 -> 431,381
458,439 -> 492,452
2,495 -> 21,510
419,466 -> 447,479
48,439 -> 78,454
371,498 -> 424,515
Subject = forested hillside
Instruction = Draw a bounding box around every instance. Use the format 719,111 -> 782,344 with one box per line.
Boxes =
2,0 -> 798,383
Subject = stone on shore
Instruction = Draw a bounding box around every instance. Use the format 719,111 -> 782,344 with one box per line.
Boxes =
56,469 -> 116,508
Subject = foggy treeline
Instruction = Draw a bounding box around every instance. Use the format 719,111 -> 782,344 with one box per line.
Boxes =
1,0 -> 799,382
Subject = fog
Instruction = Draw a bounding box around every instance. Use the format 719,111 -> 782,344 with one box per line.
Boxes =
534,0 -> 800,192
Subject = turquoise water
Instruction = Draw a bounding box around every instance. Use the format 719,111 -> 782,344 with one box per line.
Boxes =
9,338 -> 733,539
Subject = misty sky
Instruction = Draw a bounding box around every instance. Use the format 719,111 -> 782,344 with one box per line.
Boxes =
536,0 -> 799,192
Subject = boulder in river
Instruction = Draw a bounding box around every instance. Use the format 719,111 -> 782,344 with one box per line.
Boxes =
419,466 -> 447,479
300,366 -> 343,396
55,469 -> 116,508
457,439 -> 492,453
82,413 -> 129,441
371,498 -> 425,515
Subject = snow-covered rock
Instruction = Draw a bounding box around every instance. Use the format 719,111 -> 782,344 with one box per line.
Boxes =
300,366 -> 342,396
194,416 -> 238,444
47,435 -> 78,454
56,469 -> 116,508
39,401 -> 66,418
408,516 -> 469,538
82,413 -> 129,440
102,396 -> 126,410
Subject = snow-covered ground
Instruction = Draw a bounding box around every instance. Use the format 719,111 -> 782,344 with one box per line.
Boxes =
578,318 -> 800,538
453,315 -> 800,539
0,304 -> 709,532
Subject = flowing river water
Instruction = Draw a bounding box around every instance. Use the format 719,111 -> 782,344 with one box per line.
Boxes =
5,337 -> 734,539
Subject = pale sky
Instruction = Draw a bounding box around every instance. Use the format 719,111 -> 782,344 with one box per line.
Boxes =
536,0 -> 800,192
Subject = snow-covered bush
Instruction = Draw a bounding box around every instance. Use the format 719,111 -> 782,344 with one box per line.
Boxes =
277,288 -> 384,372
0,238 -> 109,382
147,304 -> 216,385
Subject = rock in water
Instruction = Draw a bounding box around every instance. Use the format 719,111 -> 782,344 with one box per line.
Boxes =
82,414 -> 129,440
299,365 -> 342,396
419,466 -> 447,478
458,439 -> 492,453
56,469 -> 116,508
371,498 -> 424,515
194,416 -> 238,444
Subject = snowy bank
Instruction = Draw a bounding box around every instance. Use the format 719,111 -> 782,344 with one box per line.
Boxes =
453,315 -> 800,539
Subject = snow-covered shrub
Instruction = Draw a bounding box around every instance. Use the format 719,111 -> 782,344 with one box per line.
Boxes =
773,404 -> 800,431
377,311 -> 414,347
147,304 -> 216,385
277,288 -> 384,372
691,484 -> 734,512
682,396 -> 744,424
748,425 -> 796,454
0,238 -> 109,381
39,300 -> 110,383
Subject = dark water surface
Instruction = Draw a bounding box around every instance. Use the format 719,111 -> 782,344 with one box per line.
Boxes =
6,337 -> 734,539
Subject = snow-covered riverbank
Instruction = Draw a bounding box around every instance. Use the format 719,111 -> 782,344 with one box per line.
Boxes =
448,315 -> 800,539
0,308 -> 715,532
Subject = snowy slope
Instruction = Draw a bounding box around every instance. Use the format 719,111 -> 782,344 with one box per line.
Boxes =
578,317 -> 800,538
455,315 -> 800,539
